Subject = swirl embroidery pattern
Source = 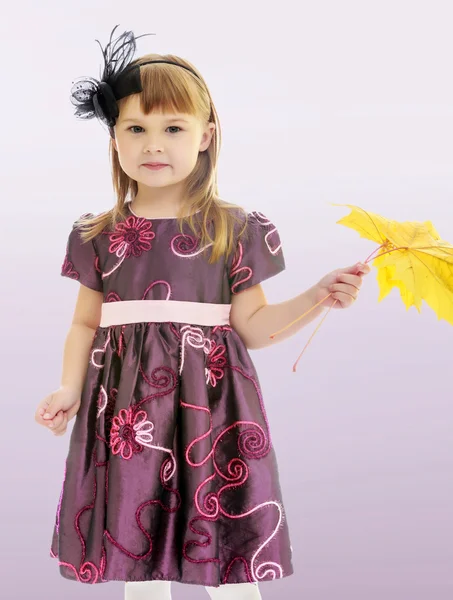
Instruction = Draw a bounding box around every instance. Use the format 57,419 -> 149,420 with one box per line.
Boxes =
180,364 -> 285,584
230,241 -> 252,294
205,341 -> 227,387
61,255 -> 80,280
171,233 -> 213,258
230,213 -> 283,294
251,211 -> 282,255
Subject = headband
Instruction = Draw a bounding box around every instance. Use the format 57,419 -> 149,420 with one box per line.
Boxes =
70,25 -> 201,130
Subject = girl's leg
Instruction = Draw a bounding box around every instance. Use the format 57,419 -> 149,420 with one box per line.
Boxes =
124,580 -> 172,600
205,582 -> 262,599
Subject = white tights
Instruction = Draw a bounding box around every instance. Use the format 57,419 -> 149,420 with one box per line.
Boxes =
124,580 -> 262,599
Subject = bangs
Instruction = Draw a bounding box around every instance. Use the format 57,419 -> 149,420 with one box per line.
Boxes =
132,59 -> 202,118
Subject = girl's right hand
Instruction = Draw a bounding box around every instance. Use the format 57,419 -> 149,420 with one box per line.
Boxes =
35,386 -> 81,436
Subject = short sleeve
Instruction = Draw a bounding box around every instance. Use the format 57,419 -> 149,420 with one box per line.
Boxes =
60,214 -> 103,292
229,211 -> 285,294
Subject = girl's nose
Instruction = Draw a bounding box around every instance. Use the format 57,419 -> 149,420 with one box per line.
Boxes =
144,144 -> 163,152
143,135 -> 165,153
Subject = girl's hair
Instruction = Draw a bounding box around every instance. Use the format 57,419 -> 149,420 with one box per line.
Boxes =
77,53 -> 247,263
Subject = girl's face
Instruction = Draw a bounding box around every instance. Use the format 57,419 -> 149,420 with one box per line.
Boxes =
112,95 -> 215,190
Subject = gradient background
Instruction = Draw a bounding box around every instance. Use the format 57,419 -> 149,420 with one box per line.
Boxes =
1,1 -> 452,599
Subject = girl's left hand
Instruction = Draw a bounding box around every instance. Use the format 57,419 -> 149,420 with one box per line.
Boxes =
314,262 -> 372,309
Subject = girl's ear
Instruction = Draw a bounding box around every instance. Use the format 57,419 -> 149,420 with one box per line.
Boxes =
200,123 -> 215,152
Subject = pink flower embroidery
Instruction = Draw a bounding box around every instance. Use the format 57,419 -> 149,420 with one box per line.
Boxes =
108,216 -> 155,258
102,216 -> 156,279
110,407 -> 155,460
205,342 -> 227,387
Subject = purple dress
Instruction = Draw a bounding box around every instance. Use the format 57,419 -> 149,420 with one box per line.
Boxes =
50,203 -> 294,587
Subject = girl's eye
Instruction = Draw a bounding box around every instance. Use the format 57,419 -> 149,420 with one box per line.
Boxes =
128,126 -> 182,134
167,126 -> 182,134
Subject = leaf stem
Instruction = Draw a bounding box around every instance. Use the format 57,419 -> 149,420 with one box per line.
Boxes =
270,242 -> 408,372
365,245 -> 407,263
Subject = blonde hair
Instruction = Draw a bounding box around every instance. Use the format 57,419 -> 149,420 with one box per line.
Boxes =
77,53 -> 247,262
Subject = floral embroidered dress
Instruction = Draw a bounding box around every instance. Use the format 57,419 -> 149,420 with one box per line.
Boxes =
51,202 -> 293,587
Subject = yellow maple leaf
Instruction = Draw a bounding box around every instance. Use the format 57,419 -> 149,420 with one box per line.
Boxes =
332,203 -> 453,325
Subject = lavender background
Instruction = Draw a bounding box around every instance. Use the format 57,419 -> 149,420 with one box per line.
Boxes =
1,1 -> 452,599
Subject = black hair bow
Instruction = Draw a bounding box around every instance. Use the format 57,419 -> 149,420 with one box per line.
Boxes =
70,25 -> 154,128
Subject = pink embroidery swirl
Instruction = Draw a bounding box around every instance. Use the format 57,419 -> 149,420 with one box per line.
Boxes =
179,326 -> 211,374
171,234 -> 213,258
97,386 -> 108,418
230,241 -> 252,293
205,341 -> 227,387
61,255 -> 79,280
58,561 -> 99,584
91,329 -> 111,368
252,211 -> 282,255
142,280 -> 172,300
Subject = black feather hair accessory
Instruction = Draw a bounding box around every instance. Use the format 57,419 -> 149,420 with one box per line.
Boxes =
70,25 -> 201,131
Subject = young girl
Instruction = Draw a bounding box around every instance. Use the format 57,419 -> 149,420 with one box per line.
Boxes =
35,26 -> 370,600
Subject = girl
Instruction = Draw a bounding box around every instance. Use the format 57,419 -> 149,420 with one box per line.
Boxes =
35,26 -> 370,600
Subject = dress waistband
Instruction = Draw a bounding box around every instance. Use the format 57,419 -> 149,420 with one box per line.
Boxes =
100,300 -> 231,327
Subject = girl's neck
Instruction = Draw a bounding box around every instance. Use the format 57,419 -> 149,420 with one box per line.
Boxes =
130,184 -> 191,218
127,200 -> 199,220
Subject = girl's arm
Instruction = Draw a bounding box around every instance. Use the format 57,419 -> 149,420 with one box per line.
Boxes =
60,284 -> 103,394
230,283 -> 325,350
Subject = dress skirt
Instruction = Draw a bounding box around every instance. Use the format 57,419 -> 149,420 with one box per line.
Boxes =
50,298 -> 293,587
